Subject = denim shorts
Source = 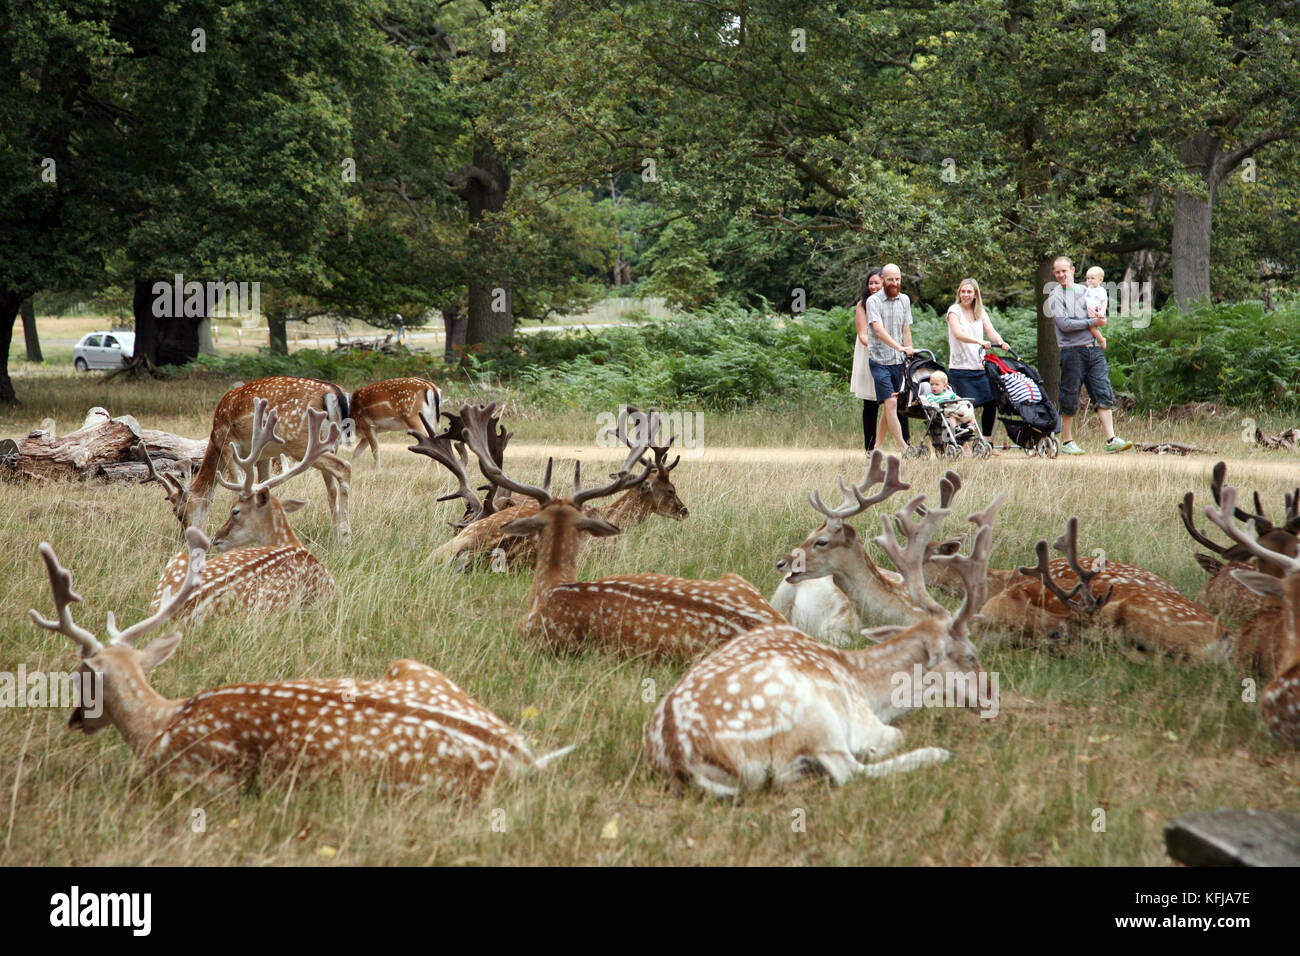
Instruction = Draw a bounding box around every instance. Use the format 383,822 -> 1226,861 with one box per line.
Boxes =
1058,345 -> 1114,415
869,361 -> 905,400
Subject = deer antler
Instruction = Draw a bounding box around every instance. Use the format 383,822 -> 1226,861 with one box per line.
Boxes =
460,403 -> 554,505
1178,491 -> 1233,557
29,544 -> 104,658
573,437 -> 651,507
108,528 -> 210,645
139,441 -> 191,499
1017,517 -> 1114,618
873,494 -> 951,618
216,398 -> 288,493
1210,461 -> 1275,531
1205,484 -> 1300,576
809,451 -> 911,521
408,411 -> 485,527
222,402 -> 340,498
928,494 -> 1005,637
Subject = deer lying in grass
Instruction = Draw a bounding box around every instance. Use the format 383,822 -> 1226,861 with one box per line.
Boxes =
1203,483 -> 1300,747
978,518 -> 1232,660
647,488 -> 1003,795
149,400 -> 335,623
31,530 -> 573,792
349,376 -> 440,467
452,402 -> 780,661
1179,462 -> 1299,674
419,405 -> 688,570
165,376 -> 353,542
772,457 -> 963,645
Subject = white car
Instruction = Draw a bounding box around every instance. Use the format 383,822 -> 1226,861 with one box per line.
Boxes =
73,331 -> 136,371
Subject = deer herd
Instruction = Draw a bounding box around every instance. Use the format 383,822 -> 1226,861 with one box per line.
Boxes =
22,374 -> 1300,801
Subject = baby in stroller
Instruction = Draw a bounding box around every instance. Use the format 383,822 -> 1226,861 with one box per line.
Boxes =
903,351 -> 992,459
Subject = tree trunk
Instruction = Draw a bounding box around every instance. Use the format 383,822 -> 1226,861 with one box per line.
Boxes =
442,307 -> 466,363
460,134 -> 513,350
1035,256 -> 1060,406
132,277 -> 201,368
20,297 -> 42,363
1172,132 -> 1221,306
267,306 -> 288,355
198,316 -> 217,355
0,290 -> 21,405
133,278 -> 162,367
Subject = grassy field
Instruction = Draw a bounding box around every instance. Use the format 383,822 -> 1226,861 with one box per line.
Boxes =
0,372 -> 1297,865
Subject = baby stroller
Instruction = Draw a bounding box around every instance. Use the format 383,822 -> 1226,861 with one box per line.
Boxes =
900,350 -> 993,460
984,347 -> 1061,458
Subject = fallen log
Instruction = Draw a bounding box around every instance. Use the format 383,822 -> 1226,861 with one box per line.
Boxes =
1255,427 -> 1300,451
1132,441 -> 1218,456
1,411 -> 206,483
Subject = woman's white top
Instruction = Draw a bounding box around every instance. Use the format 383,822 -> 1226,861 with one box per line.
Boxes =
947,304 -> 985,371
850,305 -> 876,400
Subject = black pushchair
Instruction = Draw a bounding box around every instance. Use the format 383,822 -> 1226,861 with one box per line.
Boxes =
899,350 -> 993,460
984,347 -> 1061,458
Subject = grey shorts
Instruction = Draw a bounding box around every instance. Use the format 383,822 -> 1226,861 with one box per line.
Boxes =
1059,345 -> 1114,415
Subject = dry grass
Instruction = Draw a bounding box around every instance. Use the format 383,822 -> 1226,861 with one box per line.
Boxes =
0,374 -> 1297,866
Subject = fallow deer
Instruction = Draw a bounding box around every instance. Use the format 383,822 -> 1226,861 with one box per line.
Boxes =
647,489 -> 1003,796
772,455 -> 957,644
349,377 -> 440,467
150,400 -> 337,624
1179,462 -> 1299,673
979,518 -> 1232,660
173,376 -> 352,542
31,531 -> 574,792
420,405 -> 688,570
1203,483 -> 1300,746
453,402 -> 781,662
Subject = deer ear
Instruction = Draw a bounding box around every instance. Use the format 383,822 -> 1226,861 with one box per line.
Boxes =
501,515 -> 546,538
139,633 -> 183,671
256,489 -> 271,507
281,498 -> 309,514
576,515 -> 621,538
1229,568 -> 1283,599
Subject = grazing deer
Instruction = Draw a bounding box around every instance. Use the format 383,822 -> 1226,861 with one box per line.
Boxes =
150,400 -> 336,623
419,405 -> 688,570
171,376 -> 352,542
647,489 -> 1003,795
1179,462 -> 1298,673
30,531 -> 574,792
772,456 -> 961,644
979,518 -> 1232,660
452,402 -> 781,661
1203,483 -> 1300,747
349,377 -> 441,467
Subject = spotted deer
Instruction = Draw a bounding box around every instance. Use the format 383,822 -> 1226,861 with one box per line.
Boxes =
349,377 -> 440,467
421,405 -> 688,570
150,399 -> 336,623
978,518 -> 1232,660
647,489 -> 1003,796
453,402 -> 781,661
30,531 -> 573,792
773,455 -> 963,644
172,376 -> 352,541
1203,483 -> 1300,746
1179,462 -> 1298,673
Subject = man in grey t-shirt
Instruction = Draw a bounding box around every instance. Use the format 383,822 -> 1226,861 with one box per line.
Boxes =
1048,256 -> 1132,454
866,263 -> 915,453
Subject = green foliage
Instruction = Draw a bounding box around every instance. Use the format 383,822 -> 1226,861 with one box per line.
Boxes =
1106,299 -> 1300,410
189,347 -> 448,386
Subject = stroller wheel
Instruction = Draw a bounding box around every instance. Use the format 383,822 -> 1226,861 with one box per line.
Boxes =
1035,436 -> 1057,459
943,443 -> 961,460
903,444 -> 923,460
1047,437 -> 1060,459
972,439 -> 992,460
1023,445 -> 1036,457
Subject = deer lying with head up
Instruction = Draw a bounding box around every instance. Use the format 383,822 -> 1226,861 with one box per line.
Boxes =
349,376 -> 440,468
1202,483 -> 1300,746
418,405 -> 688,570
31,530 -> 573,792
1179,462 -> 1299,673
978,517 -> 1232,660
773,456 -> 966,645
450,402 -> 779,661
150,399 -> 336,623
647,486 -> 1003,796
162,376 -> 352,542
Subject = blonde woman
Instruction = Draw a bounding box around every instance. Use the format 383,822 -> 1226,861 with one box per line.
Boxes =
945,278 -> 1009,452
